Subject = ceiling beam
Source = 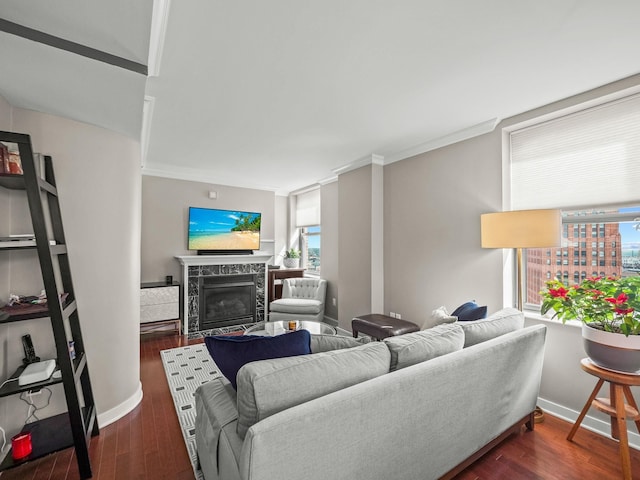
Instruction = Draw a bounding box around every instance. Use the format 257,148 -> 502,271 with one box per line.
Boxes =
0,17 -> 148,75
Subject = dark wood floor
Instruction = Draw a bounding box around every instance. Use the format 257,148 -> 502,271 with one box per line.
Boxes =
3,331 -> 640,479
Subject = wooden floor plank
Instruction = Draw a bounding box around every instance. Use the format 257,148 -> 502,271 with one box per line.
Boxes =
2,330 -> 640,479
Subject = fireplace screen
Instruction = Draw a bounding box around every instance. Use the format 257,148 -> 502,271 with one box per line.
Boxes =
199,274 -> 257,329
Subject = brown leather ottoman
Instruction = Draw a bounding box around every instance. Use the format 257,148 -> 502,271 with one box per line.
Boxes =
352,313 -> 419,340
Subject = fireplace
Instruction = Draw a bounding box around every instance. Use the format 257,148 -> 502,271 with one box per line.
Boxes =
199,274 -> 257,330
177,254 -> 269,337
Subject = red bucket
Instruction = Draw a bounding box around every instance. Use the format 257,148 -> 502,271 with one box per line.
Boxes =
11,432 -> 32,460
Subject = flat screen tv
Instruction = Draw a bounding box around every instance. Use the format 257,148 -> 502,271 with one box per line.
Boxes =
188,207 -> 261,254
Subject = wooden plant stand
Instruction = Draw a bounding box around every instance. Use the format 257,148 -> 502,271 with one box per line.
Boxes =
567,358 -> 640,480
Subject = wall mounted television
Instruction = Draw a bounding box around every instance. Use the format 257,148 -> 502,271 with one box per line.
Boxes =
188,207 -> 261,255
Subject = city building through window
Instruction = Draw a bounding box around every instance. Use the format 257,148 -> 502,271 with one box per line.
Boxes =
301,225 -> 321,274
524,208 -> 640,307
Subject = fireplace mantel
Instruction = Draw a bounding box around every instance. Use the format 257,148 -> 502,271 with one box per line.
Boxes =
175,251 -> 272,266
175,252 -> 272,336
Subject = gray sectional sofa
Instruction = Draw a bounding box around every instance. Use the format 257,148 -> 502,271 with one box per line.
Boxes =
195,308 -> 547,480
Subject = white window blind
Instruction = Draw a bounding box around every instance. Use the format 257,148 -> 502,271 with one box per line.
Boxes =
295,188 -> 320,227
510,93 -> 640,210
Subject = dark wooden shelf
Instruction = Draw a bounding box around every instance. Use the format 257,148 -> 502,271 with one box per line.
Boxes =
0,412 -> 74,471
0,173 -> 25,190
0,294 -> 70,324
0,362 -> 63,399
0,243 -> 37,251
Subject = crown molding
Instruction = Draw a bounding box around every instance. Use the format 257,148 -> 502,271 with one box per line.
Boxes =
148,0 -> 171,77
332,154 -> 385,176
141,96 -> 155,166
290,184 -> 321,196
384,118 -> 500,164
318,175 -> 338,185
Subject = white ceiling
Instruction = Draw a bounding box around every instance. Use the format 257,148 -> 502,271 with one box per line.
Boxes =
1,1 -> 640,195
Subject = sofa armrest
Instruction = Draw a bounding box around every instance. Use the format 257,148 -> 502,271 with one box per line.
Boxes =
195,377 -> 244,480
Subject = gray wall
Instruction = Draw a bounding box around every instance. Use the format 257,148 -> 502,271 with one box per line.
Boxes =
321,180 -> 339,321
337,166 -> 372,331
1,103 -> 142,439
383,132 -> 503,327
140,175 -> 277,283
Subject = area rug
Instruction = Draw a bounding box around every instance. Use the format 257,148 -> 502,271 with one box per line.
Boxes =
160,344 -> 221,480
161,321 -> 351,479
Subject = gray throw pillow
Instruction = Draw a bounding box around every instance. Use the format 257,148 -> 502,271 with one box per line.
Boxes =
460,308 -> 524,347
236,341 -> 390,438
383,323 -> 464,371
310,334 -> 366,353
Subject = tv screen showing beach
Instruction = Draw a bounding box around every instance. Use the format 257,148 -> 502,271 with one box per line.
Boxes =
188,207 -> 261,251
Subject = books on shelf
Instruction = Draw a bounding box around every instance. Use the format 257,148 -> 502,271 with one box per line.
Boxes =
0,143 -> 8,173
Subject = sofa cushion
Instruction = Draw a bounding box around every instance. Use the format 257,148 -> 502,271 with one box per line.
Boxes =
310,334 -> 366,353
236,341 -> 390,438
204,330 -> 311,389
269,298 -> 323,314
383,323 -> 464,371
460,307 -> 524,347
452,301 -> 488,321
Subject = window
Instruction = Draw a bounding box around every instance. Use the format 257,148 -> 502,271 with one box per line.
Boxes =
524,208 -> 640,306
301,226 -> 321,274
295,188 -> 321,274
509,92 -> 640,309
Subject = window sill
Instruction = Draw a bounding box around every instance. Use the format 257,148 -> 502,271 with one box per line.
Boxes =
522,309 -> 582,329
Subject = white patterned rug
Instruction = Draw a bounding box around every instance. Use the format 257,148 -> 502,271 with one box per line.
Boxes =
160,344 -> 222,480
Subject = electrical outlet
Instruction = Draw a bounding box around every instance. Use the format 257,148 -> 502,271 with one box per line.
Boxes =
390,312 -> 397,318
332,298 -> 336,307
396,313 -> 402,320
28,389 -> 42,397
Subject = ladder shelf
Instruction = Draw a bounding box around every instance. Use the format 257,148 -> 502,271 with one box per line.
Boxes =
0,131 -> 99,479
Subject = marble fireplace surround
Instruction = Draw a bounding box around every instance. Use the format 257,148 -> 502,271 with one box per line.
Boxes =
175,253 -> 272,336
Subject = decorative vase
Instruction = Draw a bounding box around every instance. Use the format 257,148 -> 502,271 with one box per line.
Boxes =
582,323 -> 640,374
283,258 -> 299,268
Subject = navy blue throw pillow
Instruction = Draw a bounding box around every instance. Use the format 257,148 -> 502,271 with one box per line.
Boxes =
204,329 -> 312,389
452,301 -> 488,321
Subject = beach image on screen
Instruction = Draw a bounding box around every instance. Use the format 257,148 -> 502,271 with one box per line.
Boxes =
188,208 -> 261,250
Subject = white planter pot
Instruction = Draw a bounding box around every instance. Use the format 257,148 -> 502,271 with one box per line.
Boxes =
283,258 -> 300,268
582,323 -> 640,374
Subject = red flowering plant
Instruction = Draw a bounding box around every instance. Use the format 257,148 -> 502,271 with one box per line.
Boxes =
540,275 -> 640,336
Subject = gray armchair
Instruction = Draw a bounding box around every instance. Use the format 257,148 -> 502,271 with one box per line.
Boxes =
269,277 -> 327,322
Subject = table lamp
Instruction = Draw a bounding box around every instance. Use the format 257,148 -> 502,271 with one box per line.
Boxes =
481,209 -> 562,310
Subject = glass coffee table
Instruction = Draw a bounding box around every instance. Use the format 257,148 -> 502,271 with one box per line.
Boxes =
244,320 -> 337,336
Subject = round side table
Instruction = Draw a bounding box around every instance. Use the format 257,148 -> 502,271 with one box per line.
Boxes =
567,358 -> 640,480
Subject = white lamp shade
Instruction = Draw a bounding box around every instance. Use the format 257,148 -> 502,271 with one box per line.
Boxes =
481,209 -> 562,249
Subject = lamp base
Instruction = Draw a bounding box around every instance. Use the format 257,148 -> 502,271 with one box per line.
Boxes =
534,406 -> 545,423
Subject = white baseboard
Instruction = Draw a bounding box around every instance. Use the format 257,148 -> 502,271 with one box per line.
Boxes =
538,396 -> 640,450
97,381 -> 143,428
